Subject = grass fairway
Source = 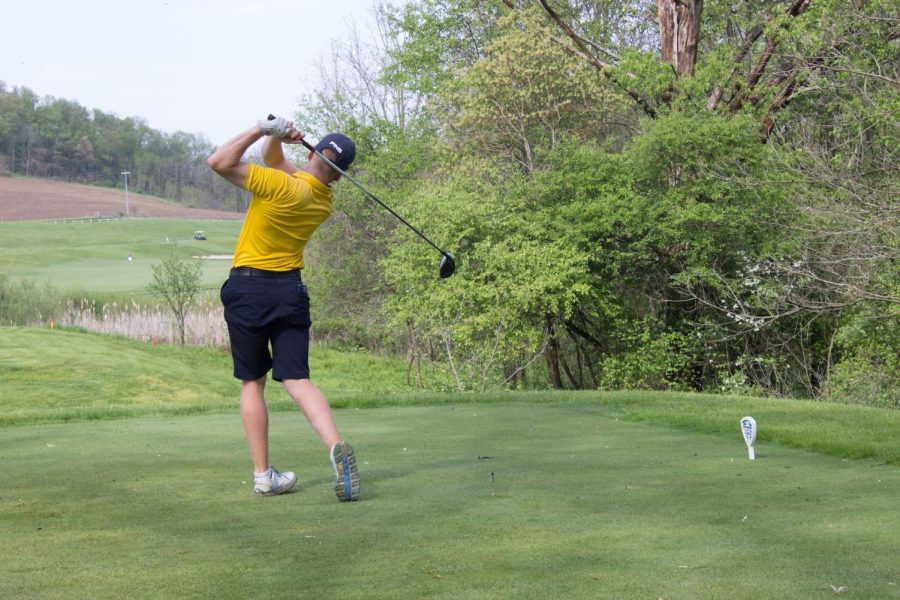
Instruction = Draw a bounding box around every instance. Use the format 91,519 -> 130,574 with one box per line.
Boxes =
1,405 -> 898,599
0,219 -> 243,293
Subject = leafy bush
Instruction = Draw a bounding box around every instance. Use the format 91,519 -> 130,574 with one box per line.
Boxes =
597,324 -> 700,392
826,304 -> 899,408
827,354 -> 898,409
0,274 -> 60,325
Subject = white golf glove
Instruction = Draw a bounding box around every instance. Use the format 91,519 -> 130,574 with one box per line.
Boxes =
257,115 -> 292,138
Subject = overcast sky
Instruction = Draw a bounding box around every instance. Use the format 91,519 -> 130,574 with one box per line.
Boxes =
0,0 -> 383,146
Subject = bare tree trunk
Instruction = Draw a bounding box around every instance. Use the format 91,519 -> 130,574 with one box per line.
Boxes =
406,322 -> 423,388
544,315 -> 563,389
178,314 -> 186,345
559,349 -> 580,389
658,0 -> 703,76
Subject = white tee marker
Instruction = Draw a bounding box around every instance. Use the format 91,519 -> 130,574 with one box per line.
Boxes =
740,416 -> 757,460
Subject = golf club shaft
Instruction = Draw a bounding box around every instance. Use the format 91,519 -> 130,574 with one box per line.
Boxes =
299,139 -> 451,258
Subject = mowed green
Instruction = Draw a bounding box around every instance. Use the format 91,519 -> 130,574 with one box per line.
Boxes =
0,219 -> 243,292
1,328 -> 899,598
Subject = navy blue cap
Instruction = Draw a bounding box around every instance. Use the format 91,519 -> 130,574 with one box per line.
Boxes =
314,133 -> 356,171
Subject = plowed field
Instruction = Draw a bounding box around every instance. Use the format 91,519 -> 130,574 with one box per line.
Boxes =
0,176 -> 243,221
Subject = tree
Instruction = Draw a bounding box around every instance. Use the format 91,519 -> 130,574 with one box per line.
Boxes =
491,0 -> 898,398
439,9 -> 633,173
526,0 -> 818,129
375,7 -> 639,389
148,250 -> 202,345
298,0 -> 896,400
0,83 -> 238,211
382,157 -> 593,391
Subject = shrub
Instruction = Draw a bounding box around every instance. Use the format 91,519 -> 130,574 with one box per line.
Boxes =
597,324 -> 699,392
824,304 -> 899,408
827,353 -> 898,409
0,274 -> 61,325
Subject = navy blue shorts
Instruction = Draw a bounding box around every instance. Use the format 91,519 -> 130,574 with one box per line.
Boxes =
220,272 -> 311,382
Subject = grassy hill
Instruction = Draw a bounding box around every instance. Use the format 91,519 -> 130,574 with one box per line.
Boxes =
3,327 -> 898,466
0,175 -> 243,222
0,327 -> 413,425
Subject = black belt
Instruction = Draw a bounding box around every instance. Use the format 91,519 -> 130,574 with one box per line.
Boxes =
231,267 -> 302,279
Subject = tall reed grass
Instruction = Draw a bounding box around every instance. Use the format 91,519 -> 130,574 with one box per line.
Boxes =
59,296 -> 228,346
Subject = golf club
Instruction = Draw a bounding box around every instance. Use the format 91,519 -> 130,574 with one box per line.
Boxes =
271,118 -> 456,279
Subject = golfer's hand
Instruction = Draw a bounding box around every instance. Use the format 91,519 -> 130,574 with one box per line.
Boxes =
279,127 -> 306,145
257,115 -> 295,139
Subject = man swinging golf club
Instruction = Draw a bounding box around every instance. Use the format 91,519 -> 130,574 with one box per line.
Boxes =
208,115 -> 359,501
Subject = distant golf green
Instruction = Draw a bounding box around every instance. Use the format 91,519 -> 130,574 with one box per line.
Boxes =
0,219 -> 243,292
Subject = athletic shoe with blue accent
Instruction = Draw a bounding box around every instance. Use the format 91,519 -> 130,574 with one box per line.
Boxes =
253,466 -> 297,497
330,442 -> 360,502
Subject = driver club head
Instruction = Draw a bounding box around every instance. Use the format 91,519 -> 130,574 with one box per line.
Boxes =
439,253 -> 456,279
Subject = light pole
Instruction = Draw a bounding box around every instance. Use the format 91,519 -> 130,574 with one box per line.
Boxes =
121,170 -> 130,218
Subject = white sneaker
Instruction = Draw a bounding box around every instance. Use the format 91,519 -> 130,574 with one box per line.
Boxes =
330,442 -> 360,502
253,467 -> 297,497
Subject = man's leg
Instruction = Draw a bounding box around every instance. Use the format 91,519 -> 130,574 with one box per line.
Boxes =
241,376 -> 269,473
282,378 -> 341,449
223,277 -> 294,496
283,378 -> 359,502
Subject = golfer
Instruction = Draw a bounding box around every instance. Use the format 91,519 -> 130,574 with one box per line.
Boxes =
208,115 -> 359,501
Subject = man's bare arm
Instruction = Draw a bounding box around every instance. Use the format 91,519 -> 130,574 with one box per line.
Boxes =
262,135 -> 299,175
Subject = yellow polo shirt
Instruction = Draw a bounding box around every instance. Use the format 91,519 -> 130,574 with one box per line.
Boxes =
232,164 -> 333,270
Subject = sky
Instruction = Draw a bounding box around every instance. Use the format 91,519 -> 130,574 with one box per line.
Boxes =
0,0 -> 384,146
